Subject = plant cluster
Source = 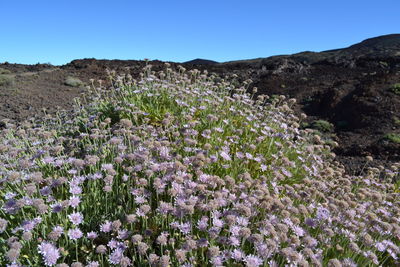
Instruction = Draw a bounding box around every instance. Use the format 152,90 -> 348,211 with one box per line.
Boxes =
0,65 -> 399,266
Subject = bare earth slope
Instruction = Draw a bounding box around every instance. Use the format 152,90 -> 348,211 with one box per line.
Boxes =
0,34 -> 399,174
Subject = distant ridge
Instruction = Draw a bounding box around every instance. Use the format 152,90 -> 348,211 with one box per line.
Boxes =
183,58 -> 219,65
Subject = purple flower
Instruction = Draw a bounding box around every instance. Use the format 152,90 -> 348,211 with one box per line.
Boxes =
316,207 -> 331,221
231,249 -> 244,261
51,203 -> 63,213
20,220 -> 36,232
86,261 -> 100,267
220,151 -> 231,161
109,248 -> 124,265
40,186 -> 52,196
213,218 -> 224,228
177,222 -> 191,234
69,196 -> 81,208
244,254 -> 263,267
69,186 -> 82,195
52,226 -> 64,236
4,192 -> 17,199
100,221 -> 112,233
68,212 -> 83,225
87,231 -> 98,240
197,238 -> 209,248
108,239 -> 121,249
0,218 -> 8,233
117,229 -> 131,240
304,218 -> 316,228
68,228 -> 83,240
3,199 -> 20,214
197,216 -> 209,231
292,225 -> 305,237
38,241 -> 60,266
229,236 -> 241,247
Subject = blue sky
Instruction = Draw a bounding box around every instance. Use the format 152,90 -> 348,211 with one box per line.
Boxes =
0,0 -> 399,65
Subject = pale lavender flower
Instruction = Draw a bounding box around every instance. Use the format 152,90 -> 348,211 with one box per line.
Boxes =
87,231 -> 98,240
292,225 -> 305,237
229,236 -> 241,247
197,238 -> 209,248
69,186 -> 82,195
197,216 -> 209,231
4,192 -> 17,199
220,151 -> 231,161
108,239 -> 121,249
68,212 -> 83,225
178,222 -> 192,234
101,163 -> 114,171
68,228 -> 83,240
236,152 -> 245,159
231,249 -> 244,261
117,229 -> 131,240
52,226 -> 64,236
316,207 -> 331,221
0,218 -> 8,233
213,218 -> 224,228
236,216 -> 249,227
38,241 -> 60,266
244,254 -> 263,267
69,196 -> 81,208
210,255 -> 224,266
375,241 -> 387,252
342,258 -> 357,267
100,221 -> 112,233
20,220 -> 36,232
109,248 -> 124,265
86,261 -> 100,267
230,225 -> 241,236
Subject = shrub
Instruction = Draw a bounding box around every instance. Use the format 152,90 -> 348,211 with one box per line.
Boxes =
65,76 -> 84,87
311,119 -> 334,132
383,133 -> 400,143
0,65 -> 398,266
0,67 -> 11,74
390,83 -> 400,95
393,116 -> 400,126
0,74 -> 14,87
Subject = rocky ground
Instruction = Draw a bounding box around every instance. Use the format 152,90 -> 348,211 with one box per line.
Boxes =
0,34 -> 399,175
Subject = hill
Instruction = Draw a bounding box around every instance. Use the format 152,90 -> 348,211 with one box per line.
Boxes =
0,34 -> 399,173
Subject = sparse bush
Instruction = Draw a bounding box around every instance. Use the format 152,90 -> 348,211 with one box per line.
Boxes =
383,133 -> 400,143
65,76 -> 83,87
311,119 -> 334,132
0,67 -> 11,74
393,116 -> 400,126
0,74 -> 14,87
390,83 -> 400,95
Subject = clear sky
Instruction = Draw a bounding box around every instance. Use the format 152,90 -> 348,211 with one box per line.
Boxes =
0,0 -> 399,65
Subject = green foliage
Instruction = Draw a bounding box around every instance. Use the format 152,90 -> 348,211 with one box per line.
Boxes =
383,133 -> 400,143
65,76 -> 84,87
393,116 -> 400,126
311,119 -> 334,132
0,67 -> 11,74
390,83 -> 400,95
0,74 -> 14,87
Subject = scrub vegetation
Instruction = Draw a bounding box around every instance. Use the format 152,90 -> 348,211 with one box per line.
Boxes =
0,64 -> 399,266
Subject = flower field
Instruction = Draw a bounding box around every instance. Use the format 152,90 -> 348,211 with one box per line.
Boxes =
0,64 -> 399,266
